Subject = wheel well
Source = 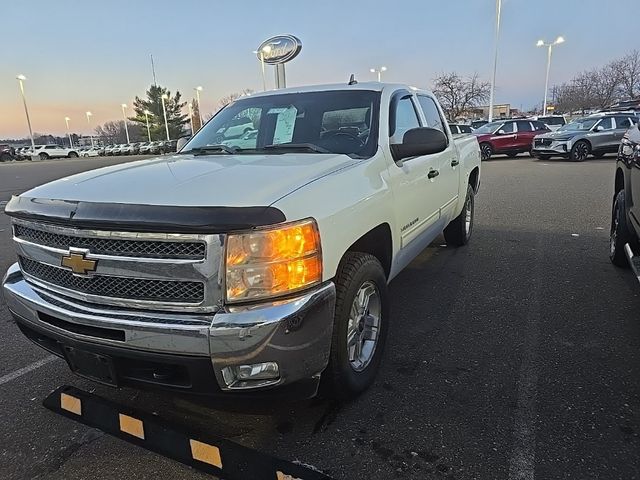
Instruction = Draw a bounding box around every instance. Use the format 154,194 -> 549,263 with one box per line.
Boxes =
469,167 -> 480,193
615,168 -> 625,196
344,223 -> 392,279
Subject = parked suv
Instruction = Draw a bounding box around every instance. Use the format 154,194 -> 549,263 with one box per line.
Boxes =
529,115 -> 566,131
0,144 -> 15,161
532,114 -> 638,161
31,145 -> 79,160
474,119 -> 550,160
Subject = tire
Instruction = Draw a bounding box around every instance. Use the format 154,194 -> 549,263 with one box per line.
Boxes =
323,252 -> 389,399
610,190 -> 633,267
570,140 -> 590,162
39,152 -> 49,160
480,143 -> 493,161
444,183 -> 475,246
68,151 -> 78,158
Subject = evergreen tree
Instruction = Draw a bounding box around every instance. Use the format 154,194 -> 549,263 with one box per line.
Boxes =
130,85 -> 188,140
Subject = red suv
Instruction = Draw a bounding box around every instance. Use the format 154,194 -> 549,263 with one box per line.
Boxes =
474,119 -> 550,160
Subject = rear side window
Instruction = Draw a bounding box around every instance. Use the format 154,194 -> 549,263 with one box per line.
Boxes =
532,121 -> 548,131
616,117 -> 634,129
459,125 -> 472,133
416,96 -> 445,133
448,125 -> 459,134
516,121 -> 533,132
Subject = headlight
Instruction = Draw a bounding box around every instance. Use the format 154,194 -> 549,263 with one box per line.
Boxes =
225,218 -> 322,303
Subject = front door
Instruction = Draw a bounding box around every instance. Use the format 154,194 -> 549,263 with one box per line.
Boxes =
515,121 -> 538,153
490,121 -> 517,153
588,117 -> 616,153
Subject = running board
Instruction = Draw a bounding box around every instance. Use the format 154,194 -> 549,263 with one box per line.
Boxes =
624,243 -> 640,283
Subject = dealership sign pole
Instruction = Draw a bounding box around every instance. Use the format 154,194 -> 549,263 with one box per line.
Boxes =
256,35 -> 302,90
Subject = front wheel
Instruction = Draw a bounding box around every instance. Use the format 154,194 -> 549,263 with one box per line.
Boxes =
480,143 -> 493,161
39,152 -> 49,160
444,184 -> 475,246
610,190 -> 633,267
570,141 -> 590,162
323,252 -> 389,399
68,151 -> 78,158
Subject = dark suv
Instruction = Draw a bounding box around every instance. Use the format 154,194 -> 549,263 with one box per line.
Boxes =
0,144 -> 15,161
610,120 -> 640,269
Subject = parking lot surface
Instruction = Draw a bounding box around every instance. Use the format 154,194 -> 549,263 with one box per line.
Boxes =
1,154 -> 639,480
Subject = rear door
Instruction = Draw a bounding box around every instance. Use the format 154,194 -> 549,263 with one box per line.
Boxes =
416,94 -> 460,222
515,121 -> 537,152
614,116 -> 636,147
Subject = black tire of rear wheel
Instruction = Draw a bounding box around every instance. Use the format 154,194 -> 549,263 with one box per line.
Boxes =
444,184 -> 475,247
610,190 -> 633,268
570,140 -> 590,162
322,252 -> 389,400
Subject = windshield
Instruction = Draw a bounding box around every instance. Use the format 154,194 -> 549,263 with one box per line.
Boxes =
558,118 -> 598,131
474,121 -> 503,134
183,90 -> 381,159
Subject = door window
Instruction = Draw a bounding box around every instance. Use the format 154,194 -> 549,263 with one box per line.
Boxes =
596,117 -> 613,130
391,96 -> 421,143
417,96 -> 445,132
500,122 -> 515,134
615,117 -> 634,129
516,121 -> 533,132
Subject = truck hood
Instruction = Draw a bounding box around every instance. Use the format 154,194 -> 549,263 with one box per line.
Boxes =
22,153 -> 359,207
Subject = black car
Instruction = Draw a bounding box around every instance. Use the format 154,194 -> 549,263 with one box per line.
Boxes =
0,144 -> 15,161
610,121 -> 640,269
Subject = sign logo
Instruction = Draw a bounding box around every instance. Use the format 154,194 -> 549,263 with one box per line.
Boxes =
61,250 -> 97,275
256,35 -> 302,65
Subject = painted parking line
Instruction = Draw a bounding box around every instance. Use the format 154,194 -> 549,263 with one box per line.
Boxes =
46,385 -> 333,480
0,355 -> 58,386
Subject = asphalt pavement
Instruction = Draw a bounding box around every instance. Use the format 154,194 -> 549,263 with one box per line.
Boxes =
1,153 -> 639,480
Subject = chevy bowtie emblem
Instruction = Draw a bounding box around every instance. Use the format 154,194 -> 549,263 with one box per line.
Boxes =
61,251 -> 97,275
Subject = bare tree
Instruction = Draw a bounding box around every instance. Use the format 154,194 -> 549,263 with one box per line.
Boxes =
95,121 -> 142,144
217,89 -> 254,110
432,72 -> 490,120
618,50 -> 640,99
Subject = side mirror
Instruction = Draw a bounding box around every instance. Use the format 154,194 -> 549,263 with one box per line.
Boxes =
594,125 -> 605,132
497,129 -> 506,135
176,136 -> 191,152
390,127 -> 448,162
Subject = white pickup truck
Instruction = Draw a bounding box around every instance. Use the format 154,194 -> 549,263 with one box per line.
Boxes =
2,82 -> 480,400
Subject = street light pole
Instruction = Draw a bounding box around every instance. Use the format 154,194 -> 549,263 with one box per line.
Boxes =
85,111 -> 94,147
16,75 -> 35,153
537,36 -> 565,116
143,110 -> 152,142
64,117 -> 72,148
369,66 -> 387,82
121,104 -> 130,143
194,86 -> 203,126
161,94 -> 170,141
488,0 -> 502,122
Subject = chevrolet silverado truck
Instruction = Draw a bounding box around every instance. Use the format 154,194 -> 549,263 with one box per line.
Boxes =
2,82 -> 480,400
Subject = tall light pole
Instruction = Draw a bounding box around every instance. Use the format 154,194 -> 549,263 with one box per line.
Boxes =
194,86 -> 203,125
161,94 -> 170,141
537,36 -> 565,116
64,117 -> 72,148
188,103 -> 195,135
369,66 -> 387,82
121,103 -> 130,143
16,74 -> 35,153
488,0 -> 502,122
143,110 -> 152,142
254,45 -> 272,91
85,111 -> 94,147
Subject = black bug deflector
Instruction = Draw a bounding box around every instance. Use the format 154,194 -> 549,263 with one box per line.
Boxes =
43,385 -> 333,480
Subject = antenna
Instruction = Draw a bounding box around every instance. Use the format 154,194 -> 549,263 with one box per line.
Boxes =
348,74 -> 358,85
150,54 -> 157,86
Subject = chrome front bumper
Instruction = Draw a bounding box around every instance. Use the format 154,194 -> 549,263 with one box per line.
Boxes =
2,263 -> 336,395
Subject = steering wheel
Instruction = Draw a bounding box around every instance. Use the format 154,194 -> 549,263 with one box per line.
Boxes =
321,130 -> 366,149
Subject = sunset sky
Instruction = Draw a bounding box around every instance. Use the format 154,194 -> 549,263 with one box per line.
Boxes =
2,0 -> 637,139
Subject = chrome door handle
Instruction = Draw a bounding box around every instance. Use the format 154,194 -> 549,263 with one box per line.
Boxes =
428,170 -> 440,179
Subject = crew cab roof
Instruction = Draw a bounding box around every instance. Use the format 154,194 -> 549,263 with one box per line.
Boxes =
246,82 -> 434,98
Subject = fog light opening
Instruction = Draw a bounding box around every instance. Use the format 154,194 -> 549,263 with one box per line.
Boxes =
221,362 -> 280,389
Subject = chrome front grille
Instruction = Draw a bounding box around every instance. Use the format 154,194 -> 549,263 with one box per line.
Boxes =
535,138 -> 552,147
13,224 -> 205,259
19,257 -> 204,303
12,219 -> 224,313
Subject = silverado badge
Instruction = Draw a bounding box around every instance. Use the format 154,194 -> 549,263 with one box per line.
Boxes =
61,250 -> 97,275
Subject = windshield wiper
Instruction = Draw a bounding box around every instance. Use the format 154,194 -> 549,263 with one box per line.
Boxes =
262,143 -> 330,154
186,145 -> 237,155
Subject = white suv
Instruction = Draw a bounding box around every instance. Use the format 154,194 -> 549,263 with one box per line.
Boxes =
31,145 -> 79,160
